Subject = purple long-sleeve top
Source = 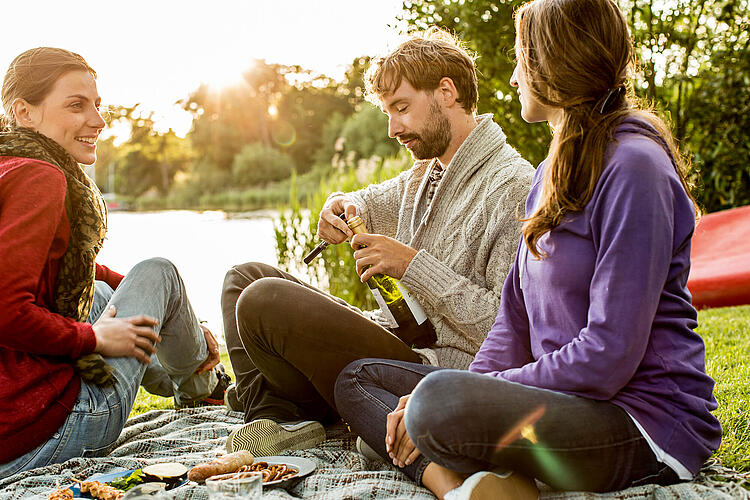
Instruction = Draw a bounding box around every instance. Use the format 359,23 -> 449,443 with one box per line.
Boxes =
470,119 -> 722,476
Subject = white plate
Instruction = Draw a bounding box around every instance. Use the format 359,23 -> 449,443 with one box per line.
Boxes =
251,455 -> 316,486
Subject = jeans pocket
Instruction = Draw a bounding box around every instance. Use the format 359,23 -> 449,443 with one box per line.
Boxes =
81,440 -> 119,459
74,397 -> 124,460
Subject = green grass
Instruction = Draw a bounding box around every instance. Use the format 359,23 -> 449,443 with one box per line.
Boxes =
130,352 -> 234,414
131,306 -> 750,472
698,304 -> 750,473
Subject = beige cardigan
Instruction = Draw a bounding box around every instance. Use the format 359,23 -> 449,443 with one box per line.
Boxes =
341,114 -> 534,369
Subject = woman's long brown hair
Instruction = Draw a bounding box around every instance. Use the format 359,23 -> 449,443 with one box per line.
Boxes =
515,0 -> 699,259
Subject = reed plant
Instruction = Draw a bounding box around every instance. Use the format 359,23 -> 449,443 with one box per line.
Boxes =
273,154 -> 412,309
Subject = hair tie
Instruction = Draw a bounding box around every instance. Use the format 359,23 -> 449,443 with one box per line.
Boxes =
599,86 -> 625,114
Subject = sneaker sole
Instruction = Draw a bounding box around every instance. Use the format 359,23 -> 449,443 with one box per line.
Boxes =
226,419 -> 325,455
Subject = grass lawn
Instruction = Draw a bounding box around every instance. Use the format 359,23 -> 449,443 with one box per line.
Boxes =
131,305 -> 750,473
699,304 -> 750,473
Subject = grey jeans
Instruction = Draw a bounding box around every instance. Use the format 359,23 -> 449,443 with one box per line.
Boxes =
0,258 -> 214,479
335,359 -> 681,492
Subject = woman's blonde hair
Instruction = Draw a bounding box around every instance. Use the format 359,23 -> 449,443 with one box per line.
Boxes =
1,47 -> 96,130
515,0 -> 698,258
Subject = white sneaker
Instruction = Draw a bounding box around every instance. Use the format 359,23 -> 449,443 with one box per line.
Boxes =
445,471 -> 539,500
226,419 -> 325,455
355,436 -> 385,463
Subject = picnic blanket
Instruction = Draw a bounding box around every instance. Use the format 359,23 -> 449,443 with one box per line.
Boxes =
1,407 -> 747,499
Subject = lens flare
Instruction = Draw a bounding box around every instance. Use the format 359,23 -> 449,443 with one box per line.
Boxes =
520,423 -> 538,444
493,404 -> 575,489
495,405 -> 545,451
271,120 -> 296,146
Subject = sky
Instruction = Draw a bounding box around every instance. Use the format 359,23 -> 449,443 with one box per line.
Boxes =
1,0 -> 407,136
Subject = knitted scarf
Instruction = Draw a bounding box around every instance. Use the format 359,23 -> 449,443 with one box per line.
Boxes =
0,127 -> 114,385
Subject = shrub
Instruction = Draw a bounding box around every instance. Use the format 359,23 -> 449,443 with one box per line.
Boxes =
232,143 -> 295,187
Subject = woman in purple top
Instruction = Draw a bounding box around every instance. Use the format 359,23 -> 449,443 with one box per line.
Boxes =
334,0 -> 722,497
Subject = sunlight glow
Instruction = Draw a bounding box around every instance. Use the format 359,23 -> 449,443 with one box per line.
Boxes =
0,0 -> 404,137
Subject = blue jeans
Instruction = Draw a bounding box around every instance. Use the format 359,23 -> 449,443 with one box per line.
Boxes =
0,258 -> 214,479
335,359 -> 680,492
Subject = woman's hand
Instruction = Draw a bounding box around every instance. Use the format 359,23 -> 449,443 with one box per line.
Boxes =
194,324 -> 221,374
386,394 -> 421,467
92,305 -> 160,364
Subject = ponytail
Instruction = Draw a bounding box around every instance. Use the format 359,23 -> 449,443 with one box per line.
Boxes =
515,0 -> 699,259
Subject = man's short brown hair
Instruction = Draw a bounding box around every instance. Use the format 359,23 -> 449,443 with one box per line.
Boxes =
365,26 -> 478,113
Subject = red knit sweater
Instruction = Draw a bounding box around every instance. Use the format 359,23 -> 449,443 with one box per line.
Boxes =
0,156 -> 124,463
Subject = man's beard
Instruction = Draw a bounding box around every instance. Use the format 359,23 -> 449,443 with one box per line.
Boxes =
400,101 -> 452,160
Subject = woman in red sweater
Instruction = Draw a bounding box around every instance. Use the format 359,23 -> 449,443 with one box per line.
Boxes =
0,47 -> 228,478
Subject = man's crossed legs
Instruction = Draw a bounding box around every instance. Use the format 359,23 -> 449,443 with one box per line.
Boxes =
221,262 -> 421,454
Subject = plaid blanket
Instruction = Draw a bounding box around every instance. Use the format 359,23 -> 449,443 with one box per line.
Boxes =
1,407 -> 747,499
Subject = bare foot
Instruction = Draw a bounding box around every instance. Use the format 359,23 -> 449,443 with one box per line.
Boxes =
421,463 -> 467,499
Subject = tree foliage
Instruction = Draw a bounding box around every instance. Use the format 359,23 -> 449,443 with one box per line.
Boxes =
276,77 -> 355,172
232,142 -> 294,187
400,0 -> 750,212
401,0 -> 551,166
339,103 -> 400,162
686,34 -> 750,210
96,105 -> 192,197
178,60 -> 356,191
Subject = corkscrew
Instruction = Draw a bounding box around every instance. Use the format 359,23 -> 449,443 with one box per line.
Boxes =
303,213 -> 348,264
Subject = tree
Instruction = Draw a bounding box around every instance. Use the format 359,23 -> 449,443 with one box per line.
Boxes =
400,0 -> 750,212
686,30 -> 750,210
232,143 -> 295,187
105,105 -> 192,197
339,103 -> 400,162
401,0 -> 551,167
275,77 -> 354,173
341,56 -> 371,107
180,77 -> 273,177
181,60 -> 355,184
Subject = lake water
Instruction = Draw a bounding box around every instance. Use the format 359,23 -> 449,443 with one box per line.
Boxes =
97,210 -> 280,343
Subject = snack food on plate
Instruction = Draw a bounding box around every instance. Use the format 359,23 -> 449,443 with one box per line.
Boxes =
239,461 -> 299,482
188,450 -> 255,483
207,461 -> 300,483
71,479 -> 124,499
47,487 -> 74,500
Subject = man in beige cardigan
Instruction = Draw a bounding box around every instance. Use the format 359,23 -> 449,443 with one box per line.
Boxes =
221,27 -> 534,456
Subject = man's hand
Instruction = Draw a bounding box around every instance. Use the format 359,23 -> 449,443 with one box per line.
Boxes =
194,324 -> 221,375
351,233 -> 418,281
92,305 -> 160,364
385,394 -> 421,467
317,195 -> 358,244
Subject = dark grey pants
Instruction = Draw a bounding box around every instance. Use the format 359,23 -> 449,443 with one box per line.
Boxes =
221,262 -> 421,424
335,359 -> 681,492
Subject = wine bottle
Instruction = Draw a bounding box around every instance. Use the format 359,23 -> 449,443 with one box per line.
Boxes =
347,215 -> 436,348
